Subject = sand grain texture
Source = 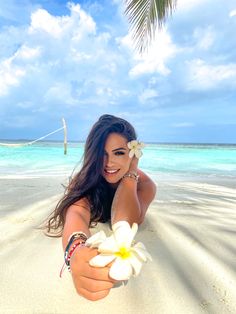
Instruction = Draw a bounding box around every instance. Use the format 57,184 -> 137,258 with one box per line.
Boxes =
0,176 -> 236,314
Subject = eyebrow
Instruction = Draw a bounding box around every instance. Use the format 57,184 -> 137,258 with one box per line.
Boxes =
112,147 -> 127,152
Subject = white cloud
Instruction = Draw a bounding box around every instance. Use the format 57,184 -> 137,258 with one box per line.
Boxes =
229,9 -> 236,17
0,0 -> 235,143
2,115 -> 35,128
186,59 -> 236,90
15,45 -> 41,60
0,57 -> 26,96
29,9 -> 67,38
44,82 -> 76,106
193,26 -> 215,50
122,28 -> 179,77
139,88 -> 158,104
69,2 -> 96,38
0,3 -> 105,102
96,87 -> 113,97
0,44 -> 41,96
177,0 -> 209,12
28,3 -> 96,40
70,49 -> 92,61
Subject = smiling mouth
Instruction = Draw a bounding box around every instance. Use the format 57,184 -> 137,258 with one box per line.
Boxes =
104,169 -> 120,175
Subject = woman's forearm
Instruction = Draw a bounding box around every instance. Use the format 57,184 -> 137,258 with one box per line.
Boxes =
111,177 -> 142,225
62,205 -> 91,251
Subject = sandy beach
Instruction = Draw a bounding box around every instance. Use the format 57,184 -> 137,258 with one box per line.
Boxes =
1,174 -> 236,314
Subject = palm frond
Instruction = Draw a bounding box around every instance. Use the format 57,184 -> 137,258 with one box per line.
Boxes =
124,0 -> 177,53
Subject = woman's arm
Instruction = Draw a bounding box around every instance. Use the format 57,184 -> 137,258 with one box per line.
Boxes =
111,157 -> 156,225
62,199 -> 116,301
137,169 -> 157,223
62,198 -> 91,250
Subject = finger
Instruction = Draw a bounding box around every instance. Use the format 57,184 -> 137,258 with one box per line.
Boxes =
87,247 -> 100,258
77,287 -> 111,301
70,246 -> 98,267
83,263 -> 117,283
79,246 -> 98,260
71,256 -> 116,283
79,276 -> 114,293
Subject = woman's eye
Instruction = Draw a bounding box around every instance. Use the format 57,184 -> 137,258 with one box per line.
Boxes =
115,151 -> 125,156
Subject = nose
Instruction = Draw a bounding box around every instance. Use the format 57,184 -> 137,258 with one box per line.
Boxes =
104,154 -> 115,167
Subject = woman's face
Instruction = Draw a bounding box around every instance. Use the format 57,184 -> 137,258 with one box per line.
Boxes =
102,132 -> 131,185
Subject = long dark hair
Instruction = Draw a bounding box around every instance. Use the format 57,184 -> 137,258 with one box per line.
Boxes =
46,114 -> 137,236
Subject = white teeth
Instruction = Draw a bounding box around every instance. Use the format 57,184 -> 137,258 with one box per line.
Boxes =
106,169 -> 118,174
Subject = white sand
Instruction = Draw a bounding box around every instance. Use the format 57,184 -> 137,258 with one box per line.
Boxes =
0,176 -> 236,314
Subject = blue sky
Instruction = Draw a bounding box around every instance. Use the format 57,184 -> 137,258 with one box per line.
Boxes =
0,0 -> 236,143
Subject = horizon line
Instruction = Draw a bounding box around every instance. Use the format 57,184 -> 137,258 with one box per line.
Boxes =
0,139 -> 236,146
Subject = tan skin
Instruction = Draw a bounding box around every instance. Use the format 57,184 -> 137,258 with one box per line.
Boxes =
62,133 -> 156,301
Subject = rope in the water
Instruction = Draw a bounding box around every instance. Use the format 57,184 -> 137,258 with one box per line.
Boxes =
0,126 -> 65,147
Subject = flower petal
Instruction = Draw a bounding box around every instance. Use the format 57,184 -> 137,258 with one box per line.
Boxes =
89,254 -> 116,267
132,247 -> 147,262
134,149 -> 143,159
98,234 -> 119,253
128,150 -> 135,158
112,220 -> 130,232
134,241 -> 146,249
109,257 -> 133,281
85,231 -> 107,248
129,254 -> 143,276
133,242 -> 152,262
113,221 -> 134,248
131,222 -> 138,239
128,140 -> 138,148
138,142 -> 145,149
127,141 -> 132,149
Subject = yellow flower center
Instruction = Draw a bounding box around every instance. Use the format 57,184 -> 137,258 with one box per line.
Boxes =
115,247 -> 131,259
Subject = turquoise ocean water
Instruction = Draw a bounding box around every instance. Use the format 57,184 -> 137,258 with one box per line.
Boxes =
0,141 -> 236,180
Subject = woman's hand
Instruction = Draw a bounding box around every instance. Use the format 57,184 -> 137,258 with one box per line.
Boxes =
70,245 -> 117,301
128,156 -> 139,173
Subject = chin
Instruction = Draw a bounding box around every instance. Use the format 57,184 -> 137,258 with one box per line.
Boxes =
103,174 -> 122,185
105,177 -> 120,184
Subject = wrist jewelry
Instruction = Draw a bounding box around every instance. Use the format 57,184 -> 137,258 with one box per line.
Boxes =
60,242 -> 85,277
59,231 -> 88,277
68,231 -> 88,243
123,172 -> 139,182
65,231 -> 88,262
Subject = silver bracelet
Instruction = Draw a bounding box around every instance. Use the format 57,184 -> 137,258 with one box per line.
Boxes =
67,231 -> 88,243
122,172 -> 139,182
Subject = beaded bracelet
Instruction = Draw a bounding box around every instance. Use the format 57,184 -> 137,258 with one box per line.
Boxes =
65,240 -> 85,268
59,231 -> 88,278
64,232 -> 88,263
60,241 -> 85,277
123,172 -> 139,182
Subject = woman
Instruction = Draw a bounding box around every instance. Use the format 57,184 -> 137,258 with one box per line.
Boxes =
46,114 -> 156,301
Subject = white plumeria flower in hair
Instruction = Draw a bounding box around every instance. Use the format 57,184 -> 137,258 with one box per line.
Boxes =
85,221 -> 152,281
127,140 -> 145,159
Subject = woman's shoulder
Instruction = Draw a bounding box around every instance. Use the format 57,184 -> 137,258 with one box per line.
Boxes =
69,197 -> 91,214
137,169 -> 154,182
137,169 -> 157,193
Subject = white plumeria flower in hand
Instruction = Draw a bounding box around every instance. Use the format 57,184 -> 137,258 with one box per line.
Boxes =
127,140 -> 145,159
85,221 -> 152,281
85,230 -> 107,248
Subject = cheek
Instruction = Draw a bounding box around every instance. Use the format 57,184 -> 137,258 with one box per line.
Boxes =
122,157 -> 131,170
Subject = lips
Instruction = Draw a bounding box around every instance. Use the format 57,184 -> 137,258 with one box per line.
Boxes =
104,169 -> 120,174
